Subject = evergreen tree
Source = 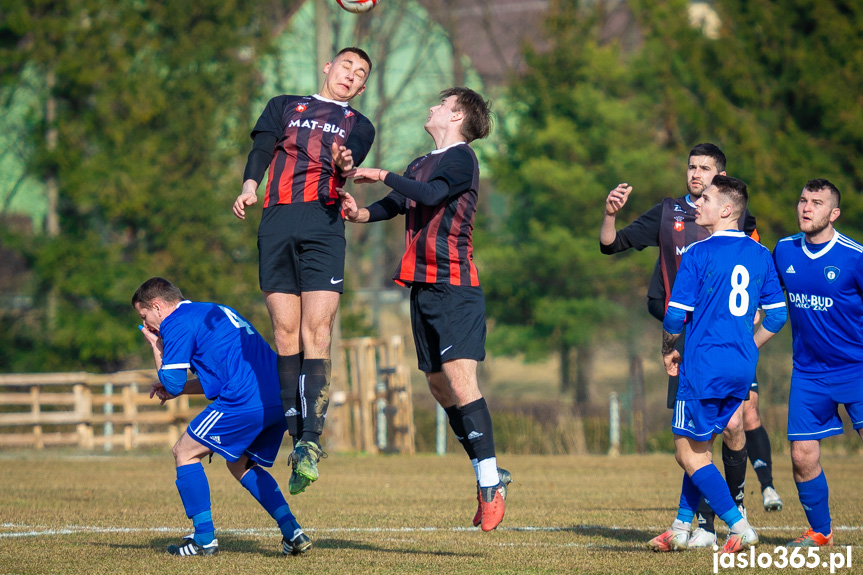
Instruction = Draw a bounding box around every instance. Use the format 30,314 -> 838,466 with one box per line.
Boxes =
481,4 -> 678,398
0,1 -> 285,370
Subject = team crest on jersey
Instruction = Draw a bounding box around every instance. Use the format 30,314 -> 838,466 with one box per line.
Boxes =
673,216 -> 685,232
824,266 -> 840,283
296,103 -> 307,113
344,108 -> 354,118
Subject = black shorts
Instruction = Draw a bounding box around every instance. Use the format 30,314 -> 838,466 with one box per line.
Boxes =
410,283 -> 486,373
258,202 -> 345,294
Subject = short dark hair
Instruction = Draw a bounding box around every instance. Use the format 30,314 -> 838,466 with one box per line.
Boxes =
711,175 -> 748,216
335,47 -> 372,73
689,142 -> 726,173
440,87 -> 493,143
804,178 -> 841,208
131,277 -> 184,308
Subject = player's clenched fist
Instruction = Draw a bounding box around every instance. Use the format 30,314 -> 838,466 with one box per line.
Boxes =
605,183 -> 633,216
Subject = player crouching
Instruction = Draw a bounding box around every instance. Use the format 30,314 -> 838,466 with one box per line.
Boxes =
133,277 -> 312,557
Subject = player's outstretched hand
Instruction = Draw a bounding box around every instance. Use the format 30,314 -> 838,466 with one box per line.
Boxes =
349,167 -> 387,185
332,141 -> 355,172
605,183 -> 633,216
663,349 -> 682,376
233,190 -> 258,220
338,188 -> 360,221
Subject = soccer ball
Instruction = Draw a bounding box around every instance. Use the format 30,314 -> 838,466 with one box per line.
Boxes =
336,0 -> 379,14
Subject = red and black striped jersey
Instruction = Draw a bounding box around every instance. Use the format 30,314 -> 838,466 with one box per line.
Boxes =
247,94 -> 374,208
601,195 -> 758,310
386,143 -> 481,286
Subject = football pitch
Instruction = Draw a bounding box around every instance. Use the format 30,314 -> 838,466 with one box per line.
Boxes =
1,451 -> 860,574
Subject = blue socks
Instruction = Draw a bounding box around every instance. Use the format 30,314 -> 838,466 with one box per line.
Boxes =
797,470 -> 831,535
676,472 -> 700,524
691,464 -> 742,527
176,462 -> 303,544
241,466 -> 301,539
176,463 -> 214,545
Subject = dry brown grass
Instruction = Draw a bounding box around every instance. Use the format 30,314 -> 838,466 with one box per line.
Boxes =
2,449 -> 862,574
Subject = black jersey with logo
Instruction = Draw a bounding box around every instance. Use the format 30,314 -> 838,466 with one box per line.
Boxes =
249,94 -> 374,207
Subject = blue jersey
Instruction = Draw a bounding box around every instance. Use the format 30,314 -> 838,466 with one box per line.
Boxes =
668,230 -> 786,400
159,301 -> 281,409
773,231 -> 863,378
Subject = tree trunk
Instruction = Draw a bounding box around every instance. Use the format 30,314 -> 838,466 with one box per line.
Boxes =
573,343 -> 593,407
559,341 -> 587,454
559,340 -> 572,393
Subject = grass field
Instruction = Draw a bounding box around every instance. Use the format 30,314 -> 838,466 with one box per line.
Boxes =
1,450 -> 861,574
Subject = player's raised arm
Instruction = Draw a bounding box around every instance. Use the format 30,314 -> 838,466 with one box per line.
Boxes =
349,167 -> 389,185
600,183 -> 632,246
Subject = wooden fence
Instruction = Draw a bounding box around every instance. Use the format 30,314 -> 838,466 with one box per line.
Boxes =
0,336 -> 414,454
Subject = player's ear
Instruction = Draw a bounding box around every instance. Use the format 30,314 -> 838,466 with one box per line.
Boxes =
830,207 -> 841,223
323,61 -> 333,75
357,84 -> 366,95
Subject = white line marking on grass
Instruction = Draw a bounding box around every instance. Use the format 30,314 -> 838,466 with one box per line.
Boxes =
3,523 -> 863,540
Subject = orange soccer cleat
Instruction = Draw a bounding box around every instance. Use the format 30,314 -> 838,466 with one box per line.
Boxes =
479,483 -> 506,531
722,527 -> 759,553
788,528 -> 833,547
473,468 -> 512,527
647,528 -> 689,552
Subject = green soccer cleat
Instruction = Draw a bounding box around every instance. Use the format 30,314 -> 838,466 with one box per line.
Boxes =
288,440 -> 326,495
288,467 -> 311,495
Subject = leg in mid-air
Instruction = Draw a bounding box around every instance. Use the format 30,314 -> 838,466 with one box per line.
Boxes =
429,365 -> 512,530
742,387 -> 783,511
268,290 -> 339,495
431,359 -> 507,531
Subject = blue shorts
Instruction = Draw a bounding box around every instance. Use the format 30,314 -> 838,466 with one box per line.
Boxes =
187,401 -> 287,465
672,398 -> 743,440
788,372 -> 863,441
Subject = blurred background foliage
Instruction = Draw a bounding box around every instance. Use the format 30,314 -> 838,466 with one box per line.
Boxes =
2,0 -> 863,451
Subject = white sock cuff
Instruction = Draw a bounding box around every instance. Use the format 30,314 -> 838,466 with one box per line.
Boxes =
477,457 -> 499,488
